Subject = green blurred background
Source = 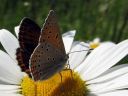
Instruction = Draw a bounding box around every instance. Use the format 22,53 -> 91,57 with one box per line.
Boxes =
0,0 -> 127,64
0,0 -> 128,43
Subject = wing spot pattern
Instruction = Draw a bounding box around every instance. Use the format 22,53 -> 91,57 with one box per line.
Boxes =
55,34 -> 58,39
46,48 -> 49,51
42,39 -> 45,42
30,11 -> 67,80
39,72 -> 42,76
52,58 -> 55,61
38,64 -> 40,67
47,44 -> 50,47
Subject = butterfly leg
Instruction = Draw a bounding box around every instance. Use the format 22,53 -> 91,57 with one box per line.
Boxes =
65,59 -> 70,69
59,72 -> 65,92
69,69 -> 73,80
65,60 -> 73,80
59,72 -> 63,83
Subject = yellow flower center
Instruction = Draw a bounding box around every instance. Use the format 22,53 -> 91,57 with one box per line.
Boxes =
21,70 -> 88,96
90,42 -> 100,49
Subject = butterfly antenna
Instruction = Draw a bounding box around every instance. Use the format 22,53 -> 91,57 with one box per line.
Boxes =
68,49 -> 93,55
65,49 -> 93,81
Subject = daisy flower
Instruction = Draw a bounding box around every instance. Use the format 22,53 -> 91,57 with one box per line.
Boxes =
0,28 -> 128,96
89,38 -> 100,49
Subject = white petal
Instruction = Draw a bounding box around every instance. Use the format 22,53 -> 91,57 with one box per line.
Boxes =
0,50 -> 24,84
69,41 -> 90,69
87,64 -> 128,84
0,29 -> 19,62
0,93 -> 23,96
93,38 -> 100,43
75,42 -> 115,77
62,30 -> 76,53
0,90 -> 20,94
96,90 -> 128,96
0,84 -> 20,91
88,71 -> 128,93
102,73 -> 128,92
14,26 -> 19,37
81,40 -> 128,80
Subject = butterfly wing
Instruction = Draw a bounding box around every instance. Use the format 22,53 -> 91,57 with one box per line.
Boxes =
30,42 -> 67,81
30,10 -> 68,81
16,18 -> 41,76
39,10 -> 66,54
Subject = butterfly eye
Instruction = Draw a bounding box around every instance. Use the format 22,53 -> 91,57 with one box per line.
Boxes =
49,31 -> 51,33
47,36 -> 50,38
46,48 -> 49,51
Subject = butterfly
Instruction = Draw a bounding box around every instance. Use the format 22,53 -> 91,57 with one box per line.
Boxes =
16,10 -> 68,81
